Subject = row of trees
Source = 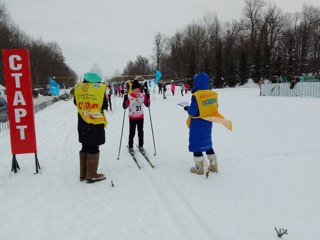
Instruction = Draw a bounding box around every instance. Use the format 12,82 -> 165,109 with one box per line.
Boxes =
0,3 -> 77,87
123,0 -> 320,88
122,55 -> 153,77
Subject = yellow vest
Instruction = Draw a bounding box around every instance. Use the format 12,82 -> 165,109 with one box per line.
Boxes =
74,82 -> 107,126
186,90 -> 224,127
128,81 -> 133,94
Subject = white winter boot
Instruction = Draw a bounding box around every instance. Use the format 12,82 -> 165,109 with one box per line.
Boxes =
190,156 -> 207,175
207,154 -> 218,173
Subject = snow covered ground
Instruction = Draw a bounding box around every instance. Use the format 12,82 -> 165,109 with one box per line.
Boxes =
1,86 -> 320,240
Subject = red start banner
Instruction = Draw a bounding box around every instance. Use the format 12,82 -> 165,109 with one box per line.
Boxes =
2,49 -> 37,154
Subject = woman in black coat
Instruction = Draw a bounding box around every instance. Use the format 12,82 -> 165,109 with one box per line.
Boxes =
74,68 -> 108,183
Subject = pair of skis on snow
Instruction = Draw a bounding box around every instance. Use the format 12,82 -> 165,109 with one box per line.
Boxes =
127,145 -> 155,169
126,146 -> 212,179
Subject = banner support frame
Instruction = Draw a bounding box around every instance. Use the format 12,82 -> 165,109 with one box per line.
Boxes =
34,152 -> 41,174
11,154 -> 20,173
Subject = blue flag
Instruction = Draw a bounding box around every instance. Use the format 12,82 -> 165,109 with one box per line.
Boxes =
154,69 -> 162,84
50,78 -> 60,96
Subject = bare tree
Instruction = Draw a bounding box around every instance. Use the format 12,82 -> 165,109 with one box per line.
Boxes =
243,0 -> 265,43
153,32 -> 167,70
223,20 -> 243,86
167,31 -> 185,77
242,0 -> 265,81
296,5 -> 320,73
122,0 -> 320,86
123,56 -> 152,76
260,4 -> 284,79
201,13 -> 222,78
310,13 -> 320,75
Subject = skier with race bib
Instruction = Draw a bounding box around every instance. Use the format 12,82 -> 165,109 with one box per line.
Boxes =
122,79 -> 150,155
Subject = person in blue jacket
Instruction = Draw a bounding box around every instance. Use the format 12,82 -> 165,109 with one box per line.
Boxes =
184,72 -> 220,175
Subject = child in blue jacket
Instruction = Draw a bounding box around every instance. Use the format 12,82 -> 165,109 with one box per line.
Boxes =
184,72 -> 231,175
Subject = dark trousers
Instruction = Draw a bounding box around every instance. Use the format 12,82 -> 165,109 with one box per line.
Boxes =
81,144 -> 99,154
193,148 -> 215,157
129,118 -> 144,148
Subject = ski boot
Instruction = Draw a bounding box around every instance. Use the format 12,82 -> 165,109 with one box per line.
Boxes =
128,147 -> 134,155
139,146 -> 145,155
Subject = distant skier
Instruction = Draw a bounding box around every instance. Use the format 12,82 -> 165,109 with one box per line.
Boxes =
120,83 -> 125,97
163,83 -> 167,99
122,79 -> 150,154
184,82 -> 189,94
171,81 -> 176,96
113,83 -> 118,97
180,82 -> 185,96
74,63 -> 107,183
127,80 -> 133,94
184,72 -> 232,175
158,82 -> 163,94
106,83 -> 112,111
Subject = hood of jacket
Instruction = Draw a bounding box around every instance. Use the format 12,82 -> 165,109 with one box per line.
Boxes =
193,72 -> 210,92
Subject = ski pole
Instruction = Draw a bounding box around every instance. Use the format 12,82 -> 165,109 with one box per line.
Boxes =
148,106 -> 157,156
117,109 -> 126,160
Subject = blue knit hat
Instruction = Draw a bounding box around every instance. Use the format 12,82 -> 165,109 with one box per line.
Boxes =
193,72 -> 210,91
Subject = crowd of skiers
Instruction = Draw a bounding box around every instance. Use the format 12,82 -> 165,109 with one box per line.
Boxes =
106,80 -> 189,100
73,64 -> 231,183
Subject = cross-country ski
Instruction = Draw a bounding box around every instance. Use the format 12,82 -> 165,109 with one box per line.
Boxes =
127,145 -> 141,169
136,145 -> 155,168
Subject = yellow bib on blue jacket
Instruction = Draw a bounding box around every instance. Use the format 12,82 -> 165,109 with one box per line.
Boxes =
186,90 -> 224,128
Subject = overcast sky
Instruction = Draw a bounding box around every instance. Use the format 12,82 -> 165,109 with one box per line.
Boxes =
2,0 -> 319,78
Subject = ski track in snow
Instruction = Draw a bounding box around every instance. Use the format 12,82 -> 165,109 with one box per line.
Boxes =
142,168 -> 217,240
108,110 -> 217,240
222,148 -> 320,162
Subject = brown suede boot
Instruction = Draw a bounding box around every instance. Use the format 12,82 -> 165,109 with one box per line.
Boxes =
190,156 -> 206,175
79,151 -> 87,181
207,154 -> 218,173
86,152 -> 106,183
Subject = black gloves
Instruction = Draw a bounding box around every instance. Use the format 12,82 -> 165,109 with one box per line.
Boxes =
122,94 -> 128,109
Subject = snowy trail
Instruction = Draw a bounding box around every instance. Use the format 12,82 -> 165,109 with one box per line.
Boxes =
106,104 -> 217,240
1,88 -> 320,240
142,167 -> 217,240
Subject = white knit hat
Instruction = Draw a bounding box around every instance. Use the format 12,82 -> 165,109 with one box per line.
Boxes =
89,63 -> 103,78
84,63 -> 103,83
